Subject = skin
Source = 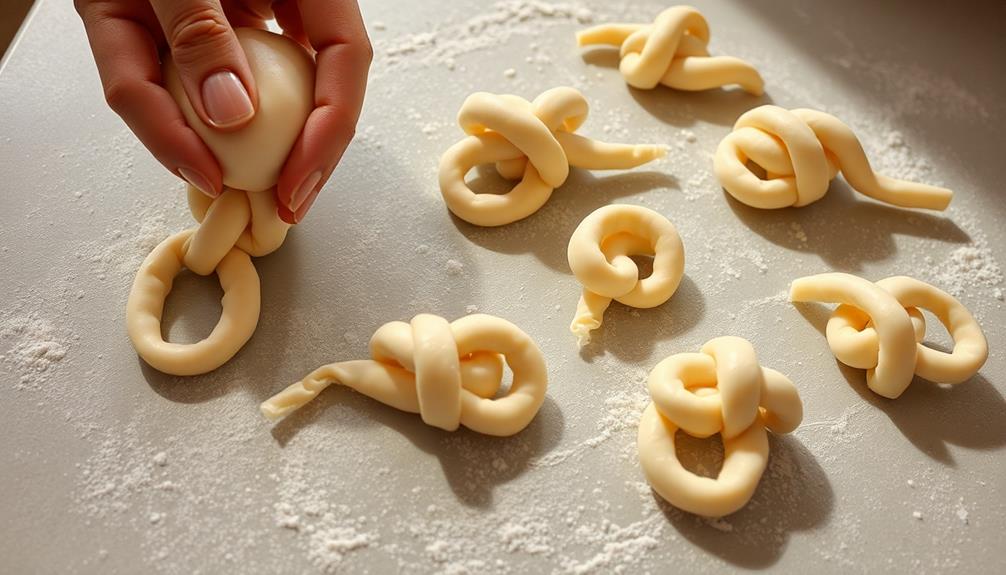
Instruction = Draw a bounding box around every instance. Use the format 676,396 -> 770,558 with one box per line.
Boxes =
76,0 -> 373,224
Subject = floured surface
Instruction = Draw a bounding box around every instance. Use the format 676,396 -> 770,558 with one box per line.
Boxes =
1,0 -> 1004,573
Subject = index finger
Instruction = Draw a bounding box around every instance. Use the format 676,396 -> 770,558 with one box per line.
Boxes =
276,0 -> 373,223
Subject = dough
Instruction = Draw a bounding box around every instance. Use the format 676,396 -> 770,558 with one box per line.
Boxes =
714,106 -> 954,210
638,336 -> 802,517
790,273 -> 988,398
126,30 -> 312,375
567,205 -> 684,346
261,314 -> 548,437
164,28 -> 315,192
438,87 -> 667,226
577,6 -> 764,95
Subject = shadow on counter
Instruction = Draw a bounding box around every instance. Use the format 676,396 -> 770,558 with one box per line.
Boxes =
793,301 -> 1006,465
658,433 -> 833,569
268,388 -> 565,509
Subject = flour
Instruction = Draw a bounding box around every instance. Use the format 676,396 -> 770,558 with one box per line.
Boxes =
375,1 -> 594,74
0,313 -> 71,389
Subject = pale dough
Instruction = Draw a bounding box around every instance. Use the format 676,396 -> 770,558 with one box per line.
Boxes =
260,314 -> 548,437
567,205 -> 684,346
638,336 -> 802,517
790,273 -> 988,399
714,105 -> 954,210
577,6 -> 764,95
126,30 -> 312,375
164,28 -> 315,192
438,87 -> 667,227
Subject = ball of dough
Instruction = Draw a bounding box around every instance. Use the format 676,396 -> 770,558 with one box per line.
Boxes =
164,28 -> 315,192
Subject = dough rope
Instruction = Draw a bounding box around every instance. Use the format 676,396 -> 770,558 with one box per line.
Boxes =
126,29 -> 314,376
261,314 -> 548,437
638,336 -> 802,517
567,205 -> 684,346
790,273 -> 988,399
576,6 -> 764,95
438,86 -> 668,226
127,186 -> 290,376
714,105 -> 954,210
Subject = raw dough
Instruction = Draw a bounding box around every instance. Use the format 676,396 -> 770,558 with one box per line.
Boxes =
638,336 -> 802,517
577,6 -> 764,95
790,273 -> 988,399
715,105 -> 954,210
567,205 -> 684,346
260,314 -> 548,437
126,30 -> 312,375
438,87 -> 667,226
164,28 -> 315,192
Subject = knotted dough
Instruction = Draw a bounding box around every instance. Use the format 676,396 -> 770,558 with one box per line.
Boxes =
577,5 -> 764,95
439,87 -> 667,226
638,336 -> 802,517
126,29 -> 313,375
715,106 -> 953,210
261,314 -> 548,437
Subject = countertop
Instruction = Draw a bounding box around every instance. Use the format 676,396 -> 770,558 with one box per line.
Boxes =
1,0 -> 1004,573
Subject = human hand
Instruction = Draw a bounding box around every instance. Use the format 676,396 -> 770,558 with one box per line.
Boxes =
76,0 -> 372,224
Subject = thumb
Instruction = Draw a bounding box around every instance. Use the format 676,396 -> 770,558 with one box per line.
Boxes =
151,0 -> 257,130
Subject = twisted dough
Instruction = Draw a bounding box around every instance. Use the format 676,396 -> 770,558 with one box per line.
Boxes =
126,29 -> 313,375
438,87 -> 667,226
790,273 -> 988,399
638,337 -> 802,517
715,105 -> 954,210
261,314 -> 548,436
567,205 -> 684,346
577,6 -> 764,95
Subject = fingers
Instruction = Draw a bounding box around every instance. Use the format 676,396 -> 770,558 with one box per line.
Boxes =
76,0 -> 222,197
150,0 -> 258,130
277,0 -> 373,224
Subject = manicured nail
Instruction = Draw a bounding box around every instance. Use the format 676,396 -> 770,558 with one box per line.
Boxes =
201,70 -> 254,128
293,190 -> 320,224
179,167 -> 217,198
289,170 -> 322,212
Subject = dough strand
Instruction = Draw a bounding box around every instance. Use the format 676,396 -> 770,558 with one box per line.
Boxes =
715,106 -> 954,210
439,87 -> 667,226
261,314 -> 548,437
577,6 -> 764,95
790,273 -> 988,398
567,205 -> 685,346
638,336 -> 803,517
125,29 -> 313,375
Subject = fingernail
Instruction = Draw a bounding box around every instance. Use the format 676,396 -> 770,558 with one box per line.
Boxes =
293,190 -> 320,224
202,70 -> 254,128
179,167 -> 217,198
289,170 -> 322,212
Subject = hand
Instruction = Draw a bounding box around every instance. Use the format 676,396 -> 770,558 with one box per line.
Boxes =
76,0 -> 372,224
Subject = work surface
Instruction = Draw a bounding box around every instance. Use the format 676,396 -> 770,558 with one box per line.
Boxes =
1,1 -> 1004,573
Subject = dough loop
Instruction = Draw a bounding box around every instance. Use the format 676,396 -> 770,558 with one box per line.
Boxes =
714,105 -> 954,210
126,29 -> 313,375
577,6 -> 764,95
261,314 -> 548,437
567,205 -> 684,346
127,187 -> 290,375
638,336 -> 802,517
438,86 -> 667,226
790,273 -> 988,399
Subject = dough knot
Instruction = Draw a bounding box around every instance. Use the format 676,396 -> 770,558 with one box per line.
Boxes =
714,105 -> 954,210
638,336 -> 802,516
439,86 -> 667,226
260,314 -> 549,437
576,6 -> 764,95
791,273 -> 988,398
126,186 -> 290,375
566,205 -> 684,346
